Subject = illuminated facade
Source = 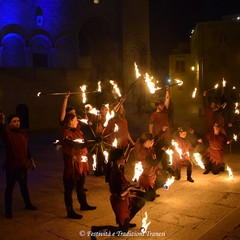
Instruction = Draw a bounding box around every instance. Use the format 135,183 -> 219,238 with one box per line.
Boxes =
0,0 -> 150,129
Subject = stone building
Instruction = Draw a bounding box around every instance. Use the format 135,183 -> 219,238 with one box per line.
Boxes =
0,0 -> 150,129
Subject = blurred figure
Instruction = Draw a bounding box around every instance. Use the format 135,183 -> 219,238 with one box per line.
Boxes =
0,113 -> 37,218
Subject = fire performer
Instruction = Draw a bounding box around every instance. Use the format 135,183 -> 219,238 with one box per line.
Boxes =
105,148 -> 145,232
149,85 -> 170,137
203,123 -> 230,175
132,132 -> 162,201
0,113 -> 37,218
203,90 -> 226,135
172,127 -> 195,183
61,113 -> 96,219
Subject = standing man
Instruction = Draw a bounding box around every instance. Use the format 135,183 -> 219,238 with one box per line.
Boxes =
149,85 -> 170,137
0,113 -> 37,218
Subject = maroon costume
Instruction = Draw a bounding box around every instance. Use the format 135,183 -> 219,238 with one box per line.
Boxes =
204,131 -> 227,174
149,109 -> 169,136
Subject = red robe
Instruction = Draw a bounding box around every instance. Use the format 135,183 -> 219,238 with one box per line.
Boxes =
61,126 -> 89,178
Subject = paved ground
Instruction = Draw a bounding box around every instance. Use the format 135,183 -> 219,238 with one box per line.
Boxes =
0,102 -> 240,240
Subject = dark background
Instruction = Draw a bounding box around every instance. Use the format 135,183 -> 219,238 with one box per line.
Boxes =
149,0 -> 240,79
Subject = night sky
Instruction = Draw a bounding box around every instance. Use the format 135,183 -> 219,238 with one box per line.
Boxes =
149,0 -> 240,78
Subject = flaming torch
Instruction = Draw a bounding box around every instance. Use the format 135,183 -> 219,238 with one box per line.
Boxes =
144,73 -> 161,94
169,78 -> 183,87
206,83 -> 219,92
140,211 -> 151,233
132,161 -> 143,182
192,88 -> 197,98
163,176 -> 175,190
134,62 -> 141,79
226,165 -> 233,179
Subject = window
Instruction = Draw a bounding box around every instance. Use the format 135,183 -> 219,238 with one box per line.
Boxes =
175,60 -> 185,73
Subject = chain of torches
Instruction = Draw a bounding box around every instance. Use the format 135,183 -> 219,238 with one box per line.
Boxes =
37,65 -> 236,233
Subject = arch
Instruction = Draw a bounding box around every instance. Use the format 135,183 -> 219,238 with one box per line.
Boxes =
29,34 -> 52,67
1,33 -> 26,67
54,36 -> 78,68
16,104 -> 29,129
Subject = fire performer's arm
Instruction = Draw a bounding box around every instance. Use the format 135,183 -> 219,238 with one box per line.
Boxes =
60,92 -> 70,122
165,85 -> 170,109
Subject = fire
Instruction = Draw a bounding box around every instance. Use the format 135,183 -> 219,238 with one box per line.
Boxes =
166,148 -> 173,165
141,211 -> 151,233
92,154 -> 97,171
193,152 -> 205,169
134,62 -> 141,79
97,81 -> 101,92
79,119 -> 88,124
103,150 -> 109,164
73,138 -> 85,143
112,138 -> 118,148
80,84 -> 87,104
81,156 -> 88,162
163,176 -> 175,190
233,134 -> 238,141
171,140 -> 183,159
109,80 -> 122,98
114,124 -> 119,132
226,165 -> 233,179
214,83 -> 219,89
103,109 -> 115,127
37,92 -> 41,97
192,88 -> 197,98
132,161 -> 143,182
175,78 -> 183,86
234,103 -> 239,115
222,78 -> 226,87
144,72 -> 161,94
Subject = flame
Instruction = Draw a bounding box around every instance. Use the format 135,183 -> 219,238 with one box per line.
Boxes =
103,109 -> 115,127
79,119 -> 88,124
192,88 -> 197,98
132,161 -> 143,182
73,138 -> 85,143
233,134 -> 238,141
114,124 -> 119,132
193,152 -> 205,169
134,62 -> 141,79
175,78 -> 183,86
226,165 -> 233,179
141,211 -> 151,233
109,80 -> 122,97
163,176 -> 175,190
89,108 -> 100,115
97,81 -> 101,92
171,140 -> 183,159
103,150 -> 109,164
81,156 -> 88,162
214,84 -> 219,89
112,138 -> 118,147
80,84 -> 87,103
37,92 -> 41,97
92,154 -> 97,171
235,103 -> 239,115
166,148 -> 174,165
222,78 -> 226,87
144,72 -> 161,94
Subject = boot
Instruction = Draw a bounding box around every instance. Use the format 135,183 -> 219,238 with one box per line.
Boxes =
25,203 -> 37,210
67,209 -> 83,219
80,203 -> 97,211
187,176 -> 194,183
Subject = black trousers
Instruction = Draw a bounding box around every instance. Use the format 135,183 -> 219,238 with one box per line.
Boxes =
5,168 -> 32,214
63,173 -> 87,212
